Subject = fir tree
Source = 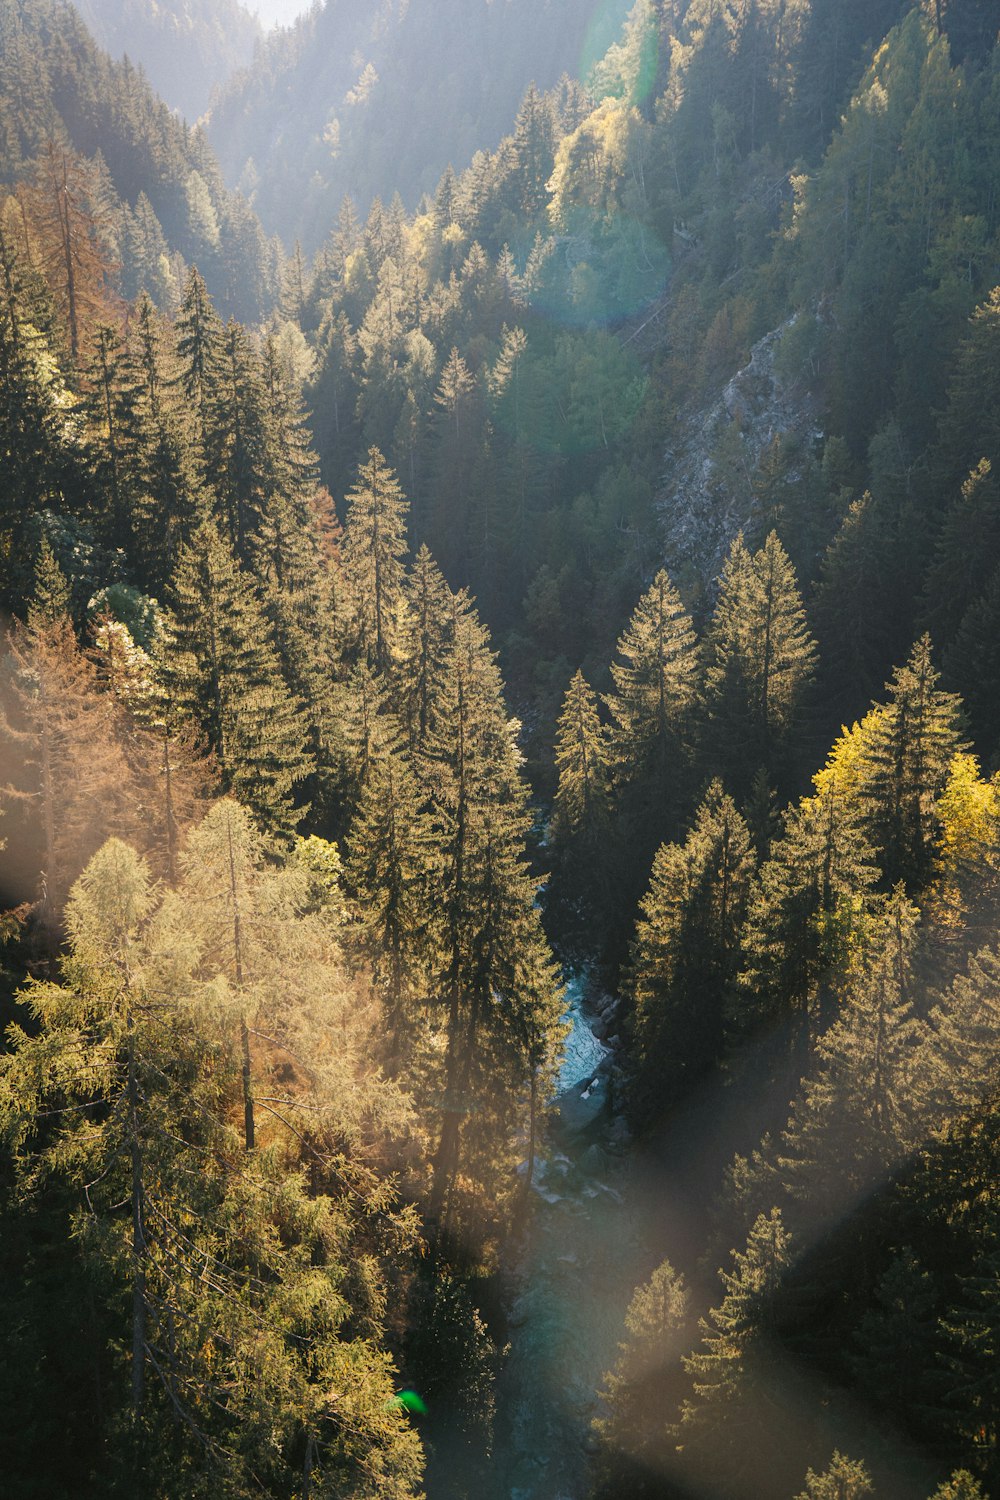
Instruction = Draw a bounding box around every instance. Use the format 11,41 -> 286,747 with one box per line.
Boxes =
605,567 -> 699,859
860,635 -> 966,890
794,1453 -> 874,1500
593,1259 -> 692,1499
680,1208 -> 794,1474
341,447 -> 411,675
630,781 -> 755,1116
704,531 -> 817,796
167,520 -> 312,836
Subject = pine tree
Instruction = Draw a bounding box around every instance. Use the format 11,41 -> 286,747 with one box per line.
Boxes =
680,1208 -> 793,1468
167,520 -> 312,836
593,1259 -> 692,1498
345,722 -> 440,1066
631,781 -> 755,1116
605,567 -> 700,848
860,635 -> 966,890
794,1453 -> 874,1500
341,447 -> 411,675
704,531 -> 817,796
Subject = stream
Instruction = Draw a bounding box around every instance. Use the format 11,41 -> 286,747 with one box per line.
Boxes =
492,972 -> 655,1500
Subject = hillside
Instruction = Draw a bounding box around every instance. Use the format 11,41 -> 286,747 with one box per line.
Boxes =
70,0 -> 262,122
207,0 -> 609,246
0,0 -> 279,319
3,3 -> 1000,1499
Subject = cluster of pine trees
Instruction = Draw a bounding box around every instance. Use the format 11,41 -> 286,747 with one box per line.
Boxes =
2,0 -> 1000,1495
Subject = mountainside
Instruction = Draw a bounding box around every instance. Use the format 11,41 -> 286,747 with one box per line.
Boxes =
5,4 -> 1000,1500
207,0 -> 607,246
0,0 -> 278,319
70,0 -> 262,122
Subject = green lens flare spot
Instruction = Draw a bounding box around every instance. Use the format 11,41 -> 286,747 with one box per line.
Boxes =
388,1389 -> 427,1415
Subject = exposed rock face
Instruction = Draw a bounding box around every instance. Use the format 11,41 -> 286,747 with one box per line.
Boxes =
658,316 -> 823,598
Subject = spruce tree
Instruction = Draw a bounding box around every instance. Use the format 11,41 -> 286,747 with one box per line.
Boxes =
680,1208 -> 793,1469
419,600 -> 564,1245
777,889 -> 929,1216
552,668 -> 610,842
401,542 -> 457,748
174,265 -> 224,451
341,447 -> 411,675
631,781 -> 755,1117
593,1259 -> 692,1499
859,635 -> 966,890
605,567 -> 700,862
704,531 -> 817,796
345,722 -> 440,1066
794,1453 -> 874,1500
167,520 -> 312,836
739,758 -> 879,1062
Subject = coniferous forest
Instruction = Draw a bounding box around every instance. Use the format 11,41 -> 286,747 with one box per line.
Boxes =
2,1 -> 1000,1496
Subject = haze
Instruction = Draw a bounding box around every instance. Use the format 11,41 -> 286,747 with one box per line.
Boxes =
249,0 -> 312,27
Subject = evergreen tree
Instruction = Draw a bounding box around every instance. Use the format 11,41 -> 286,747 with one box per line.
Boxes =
341,447 -> 411,675
593,1259 -> 692,1499
401,543 -> 457,749
175,264 -> 224,451
777,890 -> 928,1219
419,601 -> 563,1245
167,520 -> 312,835
860,635 -> 966,890
739,757 -> 879,1062
605,567 -> 699,858
630,781 -> 755,1116
680,1208 -> 794,1475
345,724 -> 440,1066
704,531 -> 817,796
552,669 -> 610,842
848,1248 -> 941,1434
794,1453 -> 874,1500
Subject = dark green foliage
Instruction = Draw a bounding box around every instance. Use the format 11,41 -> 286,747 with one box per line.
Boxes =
860,636 -> 966,890
0,0 -> 275,320
704,531 -> 817,798
167,520 -> 312,835
630,781 -> 755,1118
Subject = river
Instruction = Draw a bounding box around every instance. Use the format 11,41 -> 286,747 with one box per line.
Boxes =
492,971 -> 655,1500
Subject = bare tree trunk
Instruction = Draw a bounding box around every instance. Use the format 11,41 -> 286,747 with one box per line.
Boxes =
128,1029 -> 146,1418
226,808 -> 255,1150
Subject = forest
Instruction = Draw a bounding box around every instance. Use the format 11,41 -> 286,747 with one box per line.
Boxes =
2,0 -> 1000,1496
